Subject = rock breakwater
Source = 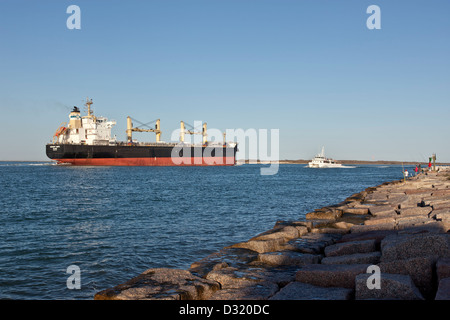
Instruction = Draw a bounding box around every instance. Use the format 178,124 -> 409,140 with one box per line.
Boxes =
95,168 -> 450,300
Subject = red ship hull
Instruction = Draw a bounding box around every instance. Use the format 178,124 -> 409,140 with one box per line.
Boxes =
55,156 -> 236,166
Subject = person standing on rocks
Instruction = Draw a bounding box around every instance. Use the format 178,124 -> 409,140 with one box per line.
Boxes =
415,165 -> 419,176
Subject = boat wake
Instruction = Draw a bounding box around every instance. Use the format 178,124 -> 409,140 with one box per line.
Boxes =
0,162 -> 54,167
306,165 -> 357,169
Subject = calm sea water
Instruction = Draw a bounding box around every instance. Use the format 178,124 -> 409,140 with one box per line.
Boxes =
0,162 -> 408,300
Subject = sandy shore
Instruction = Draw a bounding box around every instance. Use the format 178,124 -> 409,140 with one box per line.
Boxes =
94,167 -> 450,300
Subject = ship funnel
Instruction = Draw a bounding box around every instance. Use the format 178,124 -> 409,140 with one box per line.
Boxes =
68,106 -> 82,129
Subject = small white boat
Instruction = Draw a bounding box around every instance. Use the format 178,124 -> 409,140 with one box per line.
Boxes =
308,147 -> 343,168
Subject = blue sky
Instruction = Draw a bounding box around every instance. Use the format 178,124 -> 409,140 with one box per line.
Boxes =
0,0 -> 449,161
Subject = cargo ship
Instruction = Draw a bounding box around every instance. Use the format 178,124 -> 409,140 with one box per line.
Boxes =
46,98 -> 238,166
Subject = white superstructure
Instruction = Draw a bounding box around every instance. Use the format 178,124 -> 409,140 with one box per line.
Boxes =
53,98 -> 117,145
308,147 -> 343,168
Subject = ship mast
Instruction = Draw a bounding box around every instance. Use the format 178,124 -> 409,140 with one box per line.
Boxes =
85,98 -> 94,118
315,146 -> 326,159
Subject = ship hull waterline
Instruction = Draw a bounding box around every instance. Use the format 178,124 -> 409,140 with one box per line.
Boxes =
46,144 -> 237,166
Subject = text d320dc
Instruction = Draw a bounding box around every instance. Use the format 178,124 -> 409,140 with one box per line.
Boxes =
224,305 -> 269,316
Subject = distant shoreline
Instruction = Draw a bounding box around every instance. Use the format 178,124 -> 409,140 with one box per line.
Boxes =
1,160 -> 449,166
241,159 -> 450,166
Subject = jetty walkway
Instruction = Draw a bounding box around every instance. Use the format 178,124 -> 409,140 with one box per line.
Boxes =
95,167 -> 450,300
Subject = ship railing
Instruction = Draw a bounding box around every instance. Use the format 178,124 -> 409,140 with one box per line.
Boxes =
115,141 -> 232,147
47,141 -> 235,147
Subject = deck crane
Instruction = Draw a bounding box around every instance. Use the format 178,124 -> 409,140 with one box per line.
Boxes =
179,121 -> 207,144
126,116 -> 161,143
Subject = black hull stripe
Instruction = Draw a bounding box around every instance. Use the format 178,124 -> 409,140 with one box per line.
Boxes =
46,144 -> 237,160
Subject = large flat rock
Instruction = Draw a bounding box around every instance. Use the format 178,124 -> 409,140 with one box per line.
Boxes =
94,268 -> 220,300
206,265 -> 297,289
257,251 -> 322,266
281,233 -> 340,254
381,233 -> 450,262
345,191 -> 367,202
325,239 -> 377,257
295,264 -> 370,288
423,196 -> 450,206
208,281 -> 279,300
398,221 -> 449,234
435,277 -> 450,300
321,252 -> 381,265
306,208 -> 341,220
338,229 -> 397,245
396,195 -> 425,209
432,201 -> 450,210
436,257 -> 450,282
269,282 -> 353,300
398,207 -> 432,217
368,205 -> 398,217
355,273 -> 424,300
189,247 -> 258,278
364,217 -> 396,226
430,208 -> 450,220
402,189 -> 433,196
228,225 -> 309,253
342,206 -> 370,215
377,257 -> 434,298
396,216 -> 434,230
430,189 -> 450,197
350,222 -> 396,233
228,238 -> 286,253
251,225 -> 307,241
364,192 -> 389,202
